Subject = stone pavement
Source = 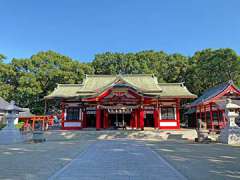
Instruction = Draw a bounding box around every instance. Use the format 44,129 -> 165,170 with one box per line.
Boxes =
146,140 -> 240,180
49,140 -> 187,180
0,131 -> 96,180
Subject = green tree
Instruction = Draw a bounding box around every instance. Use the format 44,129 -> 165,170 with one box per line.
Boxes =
161,53 -> 189,83
1,48 -> 240,114
185,48 -> 240,95
0,54 -> 15,100
92,50 -> 189,83
11,50 -> 93,114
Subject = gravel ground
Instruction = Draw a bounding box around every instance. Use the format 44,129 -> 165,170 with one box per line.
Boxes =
144,140 -> 240,180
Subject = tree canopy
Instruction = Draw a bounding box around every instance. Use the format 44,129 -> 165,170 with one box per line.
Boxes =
0,48 -> 240,114
0,51 -> 93,113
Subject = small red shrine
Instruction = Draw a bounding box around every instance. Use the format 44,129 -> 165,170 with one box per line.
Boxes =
45,74 -> 196,130
186,80 -> 240,131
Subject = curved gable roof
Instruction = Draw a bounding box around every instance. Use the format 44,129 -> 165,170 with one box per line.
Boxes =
156,83 -> 196,98
82,74 -> 162,93
45,74 -> 196,99
190,80 -> 240,106
44,84 -> 84,99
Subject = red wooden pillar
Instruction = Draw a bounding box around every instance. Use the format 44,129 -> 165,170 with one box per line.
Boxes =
32,119 -> 35,130
217,109 -> 220,128
138,109 -> 141,129
135,109 -> 138,129
210,103 -> 214,131
153,108 -> 159,129
103,110 -> 109,129
139,107 -> 144,130
176,99 -> 180,129
96,106 -> 101,130
199,105 -> 202,122
61,103 -> 65,129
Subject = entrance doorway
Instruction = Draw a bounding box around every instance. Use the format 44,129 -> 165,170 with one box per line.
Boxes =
86,114 -> 96,127
108,113 -> 131,128
144,114 -> 154,127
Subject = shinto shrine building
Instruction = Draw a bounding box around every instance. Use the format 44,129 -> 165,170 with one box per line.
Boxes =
186,80 -> 240,131
45,74 -> 196,130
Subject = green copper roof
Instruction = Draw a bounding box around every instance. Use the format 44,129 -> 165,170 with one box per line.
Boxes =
45,74 -> 196,99
82,75 -> 116,92
146,83 -> 197,98
189,80 -> 238,107
45,84 -> 85,99
122,74 -> 161,92
81,74 -> 162,92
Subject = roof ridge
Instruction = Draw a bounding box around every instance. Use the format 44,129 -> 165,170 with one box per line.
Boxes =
85,74 -> 154,77
98,76 -> 143,92
58,84 -> 83,87
158,83 -> 183,85
190,80 -> 236,106
122,74 -> 154,76
201,81 -> 229,94
86,74 -> 116,77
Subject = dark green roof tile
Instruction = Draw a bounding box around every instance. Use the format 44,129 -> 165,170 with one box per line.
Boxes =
45,74 -> 196,99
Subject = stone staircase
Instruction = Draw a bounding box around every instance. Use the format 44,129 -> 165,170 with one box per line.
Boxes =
43,128 -> 198,142
96,128 -> 198,141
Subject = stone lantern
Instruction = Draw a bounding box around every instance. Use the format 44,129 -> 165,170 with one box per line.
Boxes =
196,118 -> 210,143
0,101 -> 24,144
219,98 -> 240,144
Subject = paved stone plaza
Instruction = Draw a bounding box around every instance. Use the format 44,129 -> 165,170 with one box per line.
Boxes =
0,131 -> 97,180
145,140 -> 240,180
49,140 -> 186,180
0,130 -> 239,180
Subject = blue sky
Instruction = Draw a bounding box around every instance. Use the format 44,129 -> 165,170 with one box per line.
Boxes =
0,0 -> 239,62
